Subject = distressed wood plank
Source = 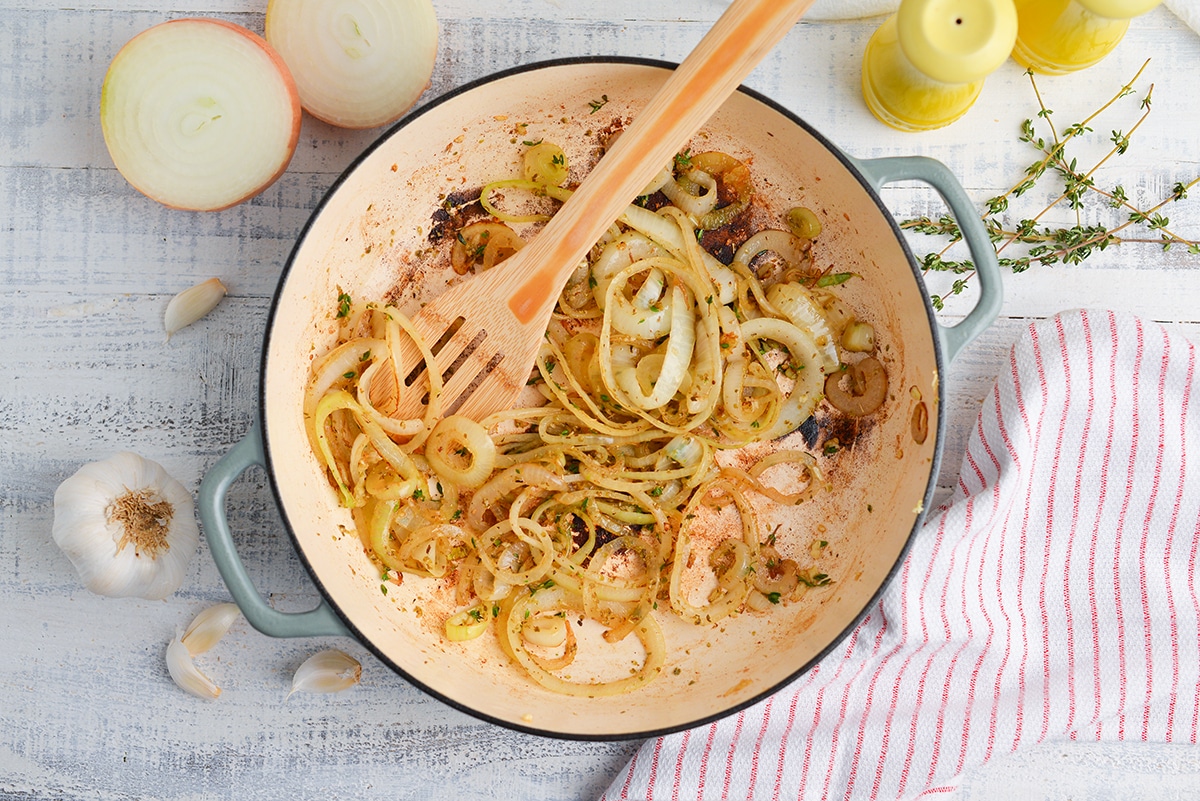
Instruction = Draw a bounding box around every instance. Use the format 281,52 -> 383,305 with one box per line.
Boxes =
2,1 -> 1199,799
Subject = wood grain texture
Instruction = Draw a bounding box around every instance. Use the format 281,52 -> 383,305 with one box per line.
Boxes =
2,2 -> 1198,798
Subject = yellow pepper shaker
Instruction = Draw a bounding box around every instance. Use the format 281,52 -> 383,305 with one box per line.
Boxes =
862,0 -> 1018,132
1011,0 -> 1162,74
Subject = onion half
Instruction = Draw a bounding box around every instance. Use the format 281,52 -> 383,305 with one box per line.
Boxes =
265,0 -> 438,129
100,18 -> 301,211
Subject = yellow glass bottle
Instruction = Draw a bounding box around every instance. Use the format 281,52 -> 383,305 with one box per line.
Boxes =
1011,0 -> 1162,75
862,0 -> 1019,132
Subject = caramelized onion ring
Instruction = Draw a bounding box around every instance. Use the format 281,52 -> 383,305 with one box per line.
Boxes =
824,356 -> 888,417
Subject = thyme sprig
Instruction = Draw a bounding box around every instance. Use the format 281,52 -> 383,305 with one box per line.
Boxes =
901,60 -> 1200,310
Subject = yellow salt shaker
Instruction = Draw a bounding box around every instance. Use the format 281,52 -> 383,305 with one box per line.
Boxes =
862,0 -> 1018,132
1011,0 -> 1162,74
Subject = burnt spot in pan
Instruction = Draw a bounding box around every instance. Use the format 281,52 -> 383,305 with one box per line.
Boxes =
427,187 -> 488,244
635,190 -> 672,213
699,206 -> 758,265
813,409 -> 876,457
798,416 -> 820,449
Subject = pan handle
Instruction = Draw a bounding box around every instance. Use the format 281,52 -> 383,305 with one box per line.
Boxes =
198,427 -> 351,639
849,155 -> 1002,363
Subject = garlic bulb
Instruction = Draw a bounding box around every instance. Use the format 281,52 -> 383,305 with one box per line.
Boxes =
52,452 -> 199,600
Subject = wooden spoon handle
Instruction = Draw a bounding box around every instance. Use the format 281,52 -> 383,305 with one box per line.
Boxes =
505,0 -> 816,326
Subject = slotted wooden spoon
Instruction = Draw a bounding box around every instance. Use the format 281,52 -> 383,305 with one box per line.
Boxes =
388,0 -> 817,421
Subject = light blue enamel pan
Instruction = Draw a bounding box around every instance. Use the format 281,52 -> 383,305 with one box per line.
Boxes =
198,58 -> 1001,740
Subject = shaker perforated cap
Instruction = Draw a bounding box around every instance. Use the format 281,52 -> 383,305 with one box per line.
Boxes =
1076,0 -> 1162,19
896,0 -> 1018,84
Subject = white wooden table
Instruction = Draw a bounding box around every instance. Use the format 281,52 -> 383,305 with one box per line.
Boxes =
3,2 -> 1198,798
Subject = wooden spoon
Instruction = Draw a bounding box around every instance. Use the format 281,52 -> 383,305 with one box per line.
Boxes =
388,0 -> 817,421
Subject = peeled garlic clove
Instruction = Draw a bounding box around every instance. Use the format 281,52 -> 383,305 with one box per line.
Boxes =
166,628 -> 221,700
165,277 -> 226,338
287,649 -> 362,699
181,602 -> 241,656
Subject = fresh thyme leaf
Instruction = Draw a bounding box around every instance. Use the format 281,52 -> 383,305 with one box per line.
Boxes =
901,59 -> 1197,308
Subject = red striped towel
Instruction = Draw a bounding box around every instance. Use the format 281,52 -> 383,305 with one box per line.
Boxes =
603,309 -> 1200,800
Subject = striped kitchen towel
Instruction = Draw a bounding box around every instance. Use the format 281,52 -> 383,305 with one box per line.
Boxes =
603,309 -> 1200,800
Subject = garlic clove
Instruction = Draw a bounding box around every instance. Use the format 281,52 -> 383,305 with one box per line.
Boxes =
52,452 -> 199,600
181,602 -> 242,656
287,649 -> 362,699
166,628 -> 221,700
165,277 -> 227,338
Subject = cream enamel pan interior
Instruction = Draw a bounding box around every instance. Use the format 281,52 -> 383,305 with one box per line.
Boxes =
201,58 -> 1000,740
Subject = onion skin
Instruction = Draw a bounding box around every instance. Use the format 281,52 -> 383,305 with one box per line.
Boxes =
100,18 -> 301,212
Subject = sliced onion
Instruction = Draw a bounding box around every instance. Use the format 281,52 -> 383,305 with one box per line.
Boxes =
618,349 -> 661,396
265,0 -> 438,129
640,166 -> 672,197
765,282 -> 840,372
740,316 -> 827,438
689,152 -> 752,230
476,519 -> 555,586
313,390 -> 361,506
445,604 -> 490,642
363,459 -> 418,501
100,18 -> 301,211
664,435 -> 703,467
450,222 -> 524,275
305,337 -> 386,426
590,232 -> 665,309
825,357 -> 889,417
561,332 -> 602,396
500,588 -> 666,698
466,464 -> 569,532
542,182 -> 739,306
660,170 -> 719,219
733,230 -> 810,272
632,268 -> 666,311
424,414 -> 497,488
684,314 -> 721,417
668,480 -> 758,625
611,284 -> 695,410
815,290 -> 856,339
752,545 -> 800,596
842,321 -> 876,353
523,142 -> 569,186
719,356 -> 782,436
605,264 -> 674,340
523,615 -> 578,671
522,615 -> 568,648
472,561 -> 513,603
396,523 -> 471,578
617,205 -> 738,304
